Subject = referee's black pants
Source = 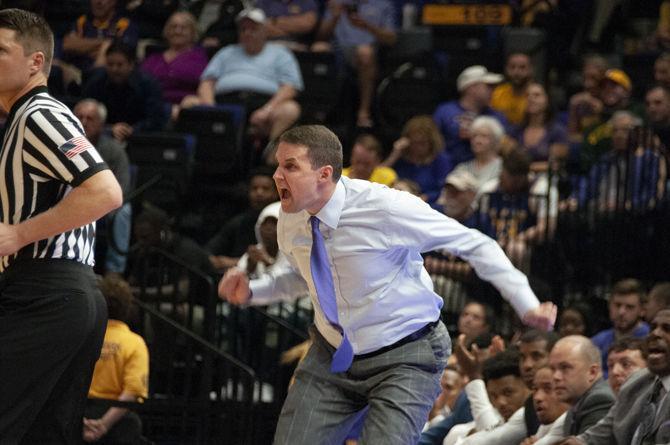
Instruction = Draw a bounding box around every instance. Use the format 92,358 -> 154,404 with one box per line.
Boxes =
0,259 -> 107,444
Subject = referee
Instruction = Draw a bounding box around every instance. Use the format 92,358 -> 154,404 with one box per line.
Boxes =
0,9 -> 122,444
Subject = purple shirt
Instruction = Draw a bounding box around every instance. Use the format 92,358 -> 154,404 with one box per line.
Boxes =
141,47 -> 209,104
392,151 -> 454,206
433,101 -> 510,166
513,120 -> 568,162
257,0 -> 317,18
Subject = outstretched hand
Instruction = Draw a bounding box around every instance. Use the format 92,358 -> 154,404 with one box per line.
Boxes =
453,334 -> 482,380
218,267 -> 251,305
522,302 -> 557,331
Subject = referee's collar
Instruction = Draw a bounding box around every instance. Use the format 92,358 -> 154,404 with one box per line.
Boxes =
6,85 -> 49,125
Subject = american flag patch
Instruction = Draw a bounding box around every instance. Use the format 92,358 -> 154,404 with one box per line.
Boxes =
58,136 -> 92,159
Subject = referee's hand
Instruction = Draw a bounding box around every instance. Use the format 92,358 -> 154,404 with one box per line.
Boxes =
218,267 -> 252,305
0,223 -> 23,256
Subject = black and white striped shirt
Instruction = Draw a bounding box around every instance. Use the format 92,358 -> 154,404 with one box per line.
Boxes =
0,86 -> 108,272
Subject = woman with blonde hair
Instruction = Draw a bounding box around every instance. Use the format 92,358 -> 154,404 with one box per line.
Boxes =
383,115 -> 454,205
141,11 -> 209,108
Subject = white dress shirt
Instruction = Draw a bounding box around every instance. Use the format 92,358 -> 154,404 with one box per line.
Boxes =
251,177 -> 540,353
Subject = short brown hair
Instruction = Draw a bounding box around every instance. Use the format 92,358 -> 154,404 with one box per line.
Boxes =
278,125 -> 343,181
353,133 -> 383,160
612,278 -> 645,304
98,275 -> 135,322
649,282 -> 670,308
0,8 -> 53,75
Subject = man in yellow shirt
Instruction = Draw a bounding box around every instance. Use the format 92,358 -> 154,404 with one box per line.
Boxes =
84,276 -> 149,443
342,133 -> 397,186
491,53 -> 534,126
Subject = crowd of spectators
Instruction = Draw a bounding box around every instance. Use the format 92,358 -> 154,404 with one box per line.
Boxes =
11,0 -> 670,442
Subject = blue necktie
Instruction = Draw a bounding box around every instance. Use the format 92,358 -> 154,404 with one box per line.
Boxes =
309,216 -> 353,372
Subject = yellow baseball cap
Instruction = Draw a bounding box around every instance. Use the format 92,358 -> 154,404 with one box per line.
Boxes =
603,69 -> 632,91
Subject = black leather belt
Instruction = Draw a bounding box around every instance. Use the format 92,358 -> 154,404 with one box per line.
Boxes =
354,320 -> 440,360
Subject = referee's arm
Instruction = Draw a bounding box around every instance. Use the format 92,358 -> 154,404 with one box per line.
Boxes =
0,169 -> 122,256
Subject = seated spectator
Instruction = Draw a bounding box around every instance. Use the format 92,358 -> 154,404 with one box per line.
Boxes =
444,347 -> 530,445
206,167 -> 279,271
82,41 -> 167,141
656,1 -> 670,51
457,301 -> 493,345
234,201 -> 310,309
579,69 -> 643,172
392,177 -> 422,196
189,0 -> 244,49
549,335 -> 615,436
433,65 -> 508,166
313,0 -> 397,128
558,303 -> 591,337
426,366 -> 465,428
513,82 -> 569,172
561,309 -> 670,445
491,52 -> 534,126
654,52 -> 670,89
84,275 -> 149,444
437,170 -> 478,224
62,0 -> 139,73
342,133 -> 397,186
645,282 -> 670,323
258,0 -> 318,51
450,116 -> 503,192
191,8 -> 302,142
381,115 -> 454,206
591,278 -> 650,376
567,54 -> 608,141
522,366 -> 570,445
141,11 -> 209,115
518,330 -> 559,437
606,337 -> 647,395
74,98 -> 132,276
129,206 -> 215,284
477,150 -> 539,269
580,111 -> 661,212
645,85 -> 670,148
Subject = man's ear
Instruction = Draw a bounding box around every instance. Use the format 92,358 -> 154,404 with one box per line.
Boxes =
29,51 -> 45,75
320,165 -> 333,182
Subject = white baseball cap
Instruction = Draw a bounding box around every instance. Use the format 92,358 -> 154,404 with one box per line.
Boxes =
457,65 -> 503,92
445,169 -> 478,192
236,8 -> 267,24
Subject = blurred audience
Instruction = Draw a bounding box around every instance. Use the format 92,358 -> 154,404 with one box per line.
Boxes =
382,115 -> 453,205
74,98 -> 131,276
567,54 -> 608,141
561,309 -> 670,445
82,41 -> 167,141
513,82 -> 569,172
558,303 -> 591,337
434,65 -> 509,166
645,282 -> 670,323
314,0 -> 397,127
141,11 -> 208,115
606,337 -> 647,395
491,52 -> 534,126
450,116 -> 503,192
342,133 -> 397,186
591,278 -> 649,376
258,0 -> 318,51
549,335 -> 615,435
62,0 -> 138,73
206,167 -> 278,272
190,8 -> 303,141
84,275 -> 148,444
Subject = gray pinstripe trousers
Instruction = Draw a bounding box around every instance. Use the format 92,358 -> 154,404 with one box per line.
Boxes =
274,321 -> 451,445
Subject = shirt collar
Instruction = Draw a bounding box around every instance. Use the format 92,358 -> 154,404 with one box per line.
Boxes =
312,177 -> 346,230
661,374 -> 670,393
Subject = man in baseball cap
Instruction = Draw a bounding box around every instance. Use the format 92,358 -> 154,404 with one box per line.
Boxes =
434,65 -> 509,166
438,169 -> 478,223
601,68 -> 632,109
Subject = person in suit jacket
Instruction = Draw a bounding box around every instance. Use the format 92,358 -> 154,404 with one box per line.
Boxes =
548,335 -> 615,436
560,309 -> 670,445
